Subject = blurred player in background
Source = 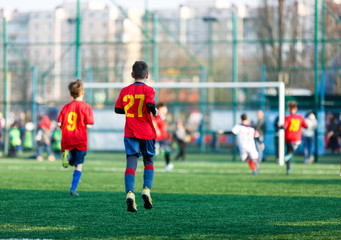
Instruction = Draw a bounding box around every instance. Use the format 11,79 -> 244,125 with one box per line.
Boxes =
36,115 -> 54,162
58,79 -> 94,196
9,122 -> 22,157
280,101 -> 308,175
220,113 -> 264,174
302,111 -> 317,164
232,114 -> 263,174
174,119 -> 187,161
255,110 -> 266,163
115,61 -> 158,212
153,102 -> 173,172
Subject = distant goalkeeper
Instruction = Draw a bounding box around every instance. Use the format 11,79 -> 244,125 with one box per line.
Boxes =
220,113 -> 264,174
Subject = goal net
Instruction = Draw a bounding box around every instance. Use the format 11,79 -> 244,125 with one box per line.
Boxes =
84,81 -> 286,166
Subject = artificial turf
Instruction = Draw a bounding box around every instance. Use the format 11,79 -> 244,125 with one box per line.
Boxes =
0,152 -> 340,239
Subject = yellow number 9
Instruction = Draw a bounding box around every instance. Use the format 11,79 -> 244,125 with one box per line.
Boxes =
67,112 -> 78,131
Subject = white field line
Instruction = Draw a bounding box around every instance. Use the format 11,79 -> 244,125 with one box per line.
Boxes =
2,165 -> 340,175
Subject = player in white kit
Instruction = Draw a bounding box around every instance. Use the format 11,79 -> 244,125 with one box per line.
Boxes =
231,114 -> 264,174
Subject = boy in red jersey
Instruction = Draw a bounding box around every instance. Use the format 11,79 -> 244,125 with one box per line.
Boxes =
153,102 -> 173,172
57,80 -> 94,196
281,101 -> 308,174
115,61 -> 158,212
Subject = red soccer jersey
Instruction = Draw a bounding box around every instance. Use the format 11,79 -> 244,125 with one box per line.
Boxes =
283,113 -> 308,143
57,101 -> 94,152
153,115 -> 168,141
115,82 -> 156,140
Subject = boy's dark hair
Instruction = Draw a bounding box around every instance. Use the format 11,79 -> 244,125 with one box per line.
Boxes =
68,79 -> 83,98
132,61 -> 148,79
156,102 -> 166,109
288,101 -> 298,109
241,113 -> 247,121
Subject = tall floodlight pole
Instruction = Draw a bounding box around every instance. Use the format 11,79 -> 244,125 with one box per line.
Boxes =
314,0 -> 319,162
144,0 -> 149,62
76,0 -> 81,79
32,66 -> 38,148
3,17 -> 9,156
232,12 -> 238,162
203,17 -> 217,80
153,14 -> 159,99
200,66 -> 207,152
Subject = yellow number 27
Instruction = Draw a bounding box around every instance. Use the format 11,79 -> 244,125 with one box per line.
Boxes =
123,94 -> 145,117
67,112 -> 78,131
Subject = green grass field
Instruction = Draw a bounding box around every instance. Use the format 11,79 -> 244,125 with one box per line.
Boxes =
0,152 -> 340,239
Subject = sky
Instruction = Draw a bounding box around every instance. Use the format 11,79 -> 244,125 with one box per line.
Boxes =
1,0 -> 256,12
2,0 -> 185,12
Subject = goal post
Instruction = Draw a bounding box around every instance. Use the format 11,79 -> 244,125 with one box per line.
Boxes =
84,81 -> 286,166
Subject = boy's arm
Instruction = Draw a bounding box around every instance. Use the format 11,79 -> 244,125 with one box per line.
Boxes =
114,91 -> 125,114
217,130 -> 233,135
145,87 -> 158,116
153,119 -> 161,137
114,107 -> 125,114
146,103 -> 158,117
86,124 -> 93,129
279,117 -> 288,130
302,117 -> 309,128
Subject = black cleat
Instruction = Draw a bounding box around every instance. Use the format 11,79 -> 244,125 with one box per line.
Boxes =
70,191 -> 79,196
142,187 -> 153,210
126,191 -> 137,212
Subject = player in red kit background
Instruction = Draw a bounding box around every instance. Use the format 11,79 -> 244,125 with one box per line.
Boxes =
153,102 -> 173,172
115,61 -> 158,212
281,101 -> 308,175
58,79 -> 94,196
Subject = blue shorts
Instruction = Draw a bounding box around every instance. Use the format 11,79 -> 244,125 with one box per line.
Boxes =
124,137 -> 155,157
69,149 -> 87,167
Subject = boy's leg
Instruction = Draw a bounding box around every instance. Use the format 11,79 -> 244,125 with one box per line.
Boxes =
285,143 -> 295,174
284,142 -> 294,162
248,151 -> 259,175
69,150 -> 87,195
70,164 -> 82,195
143,155 -> 154,190
141,139 -> 155,209
164,142 -> 173,172
140,139 -> 155,189
124,138 -> 140,212
36,144 -> 44,161
62,149 -> 69,168
125,155 -> 138,212
125,154 -> 138,193
248,159 -> 258,174
142,155 -> 154,210
46,145 -> 55,162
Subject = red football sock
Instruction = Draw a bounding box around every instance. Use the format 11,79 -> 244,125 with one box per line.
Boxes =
248,160 -> 257,171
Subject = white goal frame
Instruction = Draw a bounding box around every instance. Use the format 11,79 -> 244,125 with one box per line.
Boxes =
84,81 -> 286,166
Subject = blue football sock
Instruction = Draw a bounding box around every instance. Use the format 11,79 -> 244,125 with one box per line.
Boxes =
70,170 -> 82,192
125,168 -> 135,193
143,164 -> 154,189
